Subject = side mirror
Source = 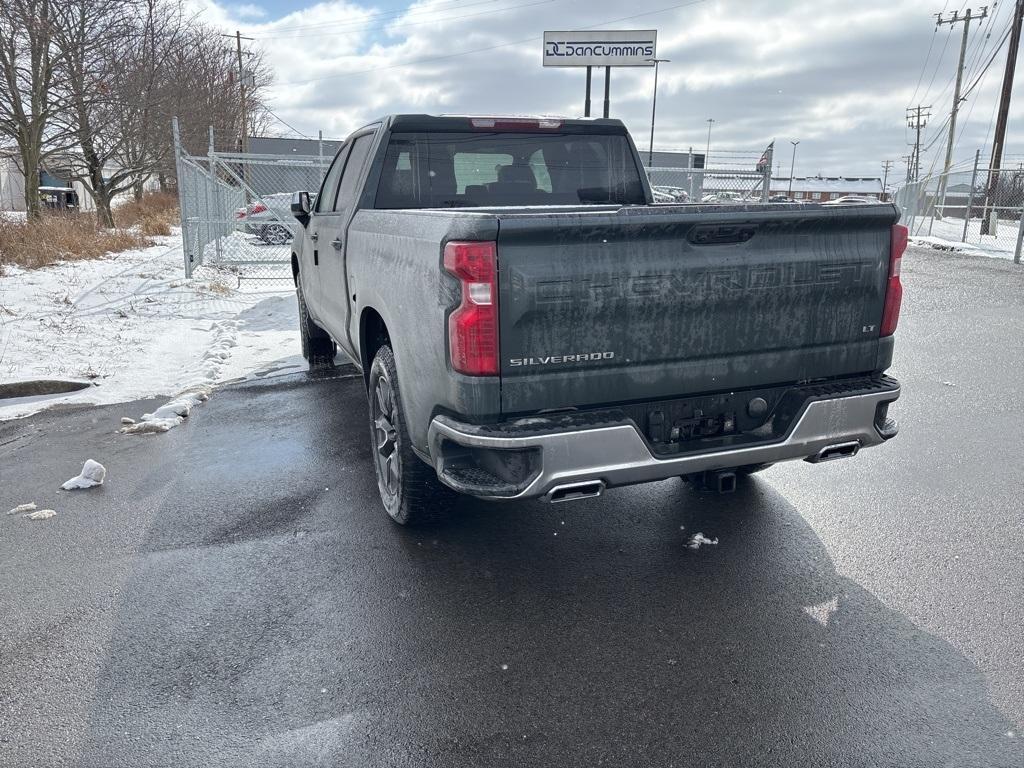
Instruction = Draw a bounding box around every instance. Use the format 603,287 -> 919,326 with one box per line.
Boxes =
291,190 -> 311,226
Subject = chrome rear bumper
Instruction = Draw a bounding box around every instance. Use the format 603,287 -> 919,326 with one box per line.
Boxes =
427,382 -> 899,501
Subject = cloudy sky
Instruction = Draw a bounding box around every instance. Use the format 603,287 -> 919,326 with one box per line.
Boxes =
189,0 -> 1023,178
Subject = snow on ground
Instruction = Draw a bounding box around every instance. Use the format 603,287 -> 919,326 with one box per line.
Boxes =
0,229 -> 304,420
908,215 -> 1021,261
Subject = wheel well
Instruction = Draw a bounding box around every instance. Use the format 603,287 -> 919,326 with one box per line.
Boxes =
360,308 -> 390,385
290,253 -> 299,285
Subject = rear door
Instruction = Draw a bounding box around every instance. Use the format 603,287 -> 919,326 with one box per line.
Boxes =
315,130 -> 377,356
497,205 -> 899,414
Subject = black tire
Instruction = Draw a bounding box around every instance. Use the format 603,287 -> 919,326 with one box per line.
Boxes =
368,344 -> 452,526
296,280 -> 335,367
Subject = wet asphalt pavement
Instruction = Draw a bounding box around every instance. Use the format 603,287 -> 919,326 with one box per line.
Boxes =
1,245 -> 1022,768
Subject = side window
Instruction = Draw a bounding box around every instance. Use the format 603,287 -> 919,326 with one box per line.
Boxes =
316,145 -> 350,212
334,134 -> 375,213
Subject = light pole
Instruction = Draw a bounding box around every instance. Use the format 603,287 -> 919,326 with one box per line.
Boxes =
705,118 -> 715,168
788,140 -> 800,197
646,58 -> 670,166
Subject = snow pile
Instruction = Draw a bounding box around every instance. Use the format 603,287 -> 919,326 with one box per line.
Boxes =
60,459 -> 107,490
8,502 -> 36,515
0,230 -> 301,421
686,532 -> 719,550
120,385 -> 210,434
909,216 -> 1020,261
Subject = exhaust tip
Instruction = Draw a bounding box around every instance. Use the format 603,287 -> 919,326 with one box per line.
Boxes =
808,441 -> 861,463
546,480 -> 605,503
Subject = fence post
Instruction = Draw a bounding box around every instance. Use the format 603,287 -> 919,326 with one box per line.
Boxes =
1015,203 -> 1023,264
761,144 -> 773,203
963,149 -> 980,243
207,126 -> 222,264
171,117 -> 191,277
927,173 -> 939,235
687,145 -> 695,201
318,130 -> 325,184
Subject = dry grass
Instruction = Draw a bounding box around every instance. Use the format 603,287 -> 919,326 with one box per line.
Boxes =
0,212 -> 151,273
115,191 -> 180,236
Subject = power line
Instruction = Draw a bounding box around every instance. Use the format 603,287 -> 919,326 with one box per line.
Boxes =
274,0 -> 710,87
264,106 -> 313,139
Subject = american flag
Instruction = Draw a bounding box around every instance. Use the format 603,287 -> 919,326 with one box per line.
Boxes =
756,141 -> 775,173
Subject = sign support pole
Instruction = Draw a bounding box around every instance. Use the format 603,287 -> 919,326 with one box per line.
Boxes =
584,66 -> 592,117
603,66 -> 611,118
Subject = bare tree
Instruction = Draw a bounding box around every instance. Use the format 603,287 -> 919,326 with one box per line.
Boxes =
0,0 -> 63,219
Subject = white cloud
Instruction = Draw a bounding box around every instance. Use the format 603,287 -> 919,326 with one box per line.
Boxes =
232,3 -> 267,19
188,0 -> 1024,176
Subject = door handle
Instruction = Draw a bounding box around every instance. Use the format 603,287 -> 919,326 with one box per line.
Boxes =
331,238 -> 343,250
309,232 -> 319,242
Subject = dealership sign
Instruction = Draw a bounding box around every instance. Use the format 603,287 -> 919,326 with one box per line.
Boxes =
543,30 -> 657,67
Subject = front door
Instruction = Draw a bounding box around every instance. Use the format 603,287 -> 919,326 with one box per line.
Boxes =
302,144 -> 350,320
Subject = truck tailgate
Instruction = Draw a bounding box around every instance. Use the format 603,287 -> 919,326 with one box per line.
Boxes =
497,204 -> 899,414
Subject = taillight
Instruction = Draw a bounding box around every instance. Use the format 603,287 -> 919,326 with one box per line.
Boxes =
881,223 -> 906,337
249,203 -> 267,215
443,241 -> 498,376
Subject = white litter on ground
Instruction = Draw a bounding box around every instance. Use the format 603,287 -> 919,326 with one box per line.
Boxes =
24,509 -> 56,520
686,532 -> 719,550
8,502 -> 36,515
119,386 -> 210,434
61,459 -> 107,490
0,229 -> 300,421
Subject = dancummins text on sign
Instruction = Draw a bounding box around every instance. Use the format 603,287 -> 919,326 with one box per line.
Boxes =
542,30 -> 657,67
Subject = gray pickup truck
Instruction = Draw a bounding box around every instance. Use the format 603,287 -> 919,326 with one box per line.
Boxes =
289,114 -> 904,525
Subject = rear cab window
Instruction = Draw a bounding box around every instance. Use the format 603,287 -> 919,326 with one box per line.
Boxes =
374,131 -> 646,208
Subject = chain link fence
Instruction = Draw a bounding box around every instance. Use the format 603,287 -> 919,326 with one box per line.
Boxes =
646,167 -> 770,203
894,162 -> 1024,264
645,148 -> 772,203
173,119 -> 329,280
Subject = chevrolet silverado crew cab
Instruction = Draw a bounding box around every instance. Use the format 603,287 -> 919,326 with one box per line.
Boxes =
289,114 -> 904,525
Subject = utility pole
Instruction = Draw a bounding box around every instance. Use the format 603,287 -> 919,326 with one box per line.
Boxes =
935,7 -> 988,212
222,31 -> 255,152
982,0 -> 1023,233
881,159 -> 893,200
645,58 -> 670,166
234,31 -> 252,155
901,154 -> 914,183
906,105 -> 931,182
705,118 -> 715,168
